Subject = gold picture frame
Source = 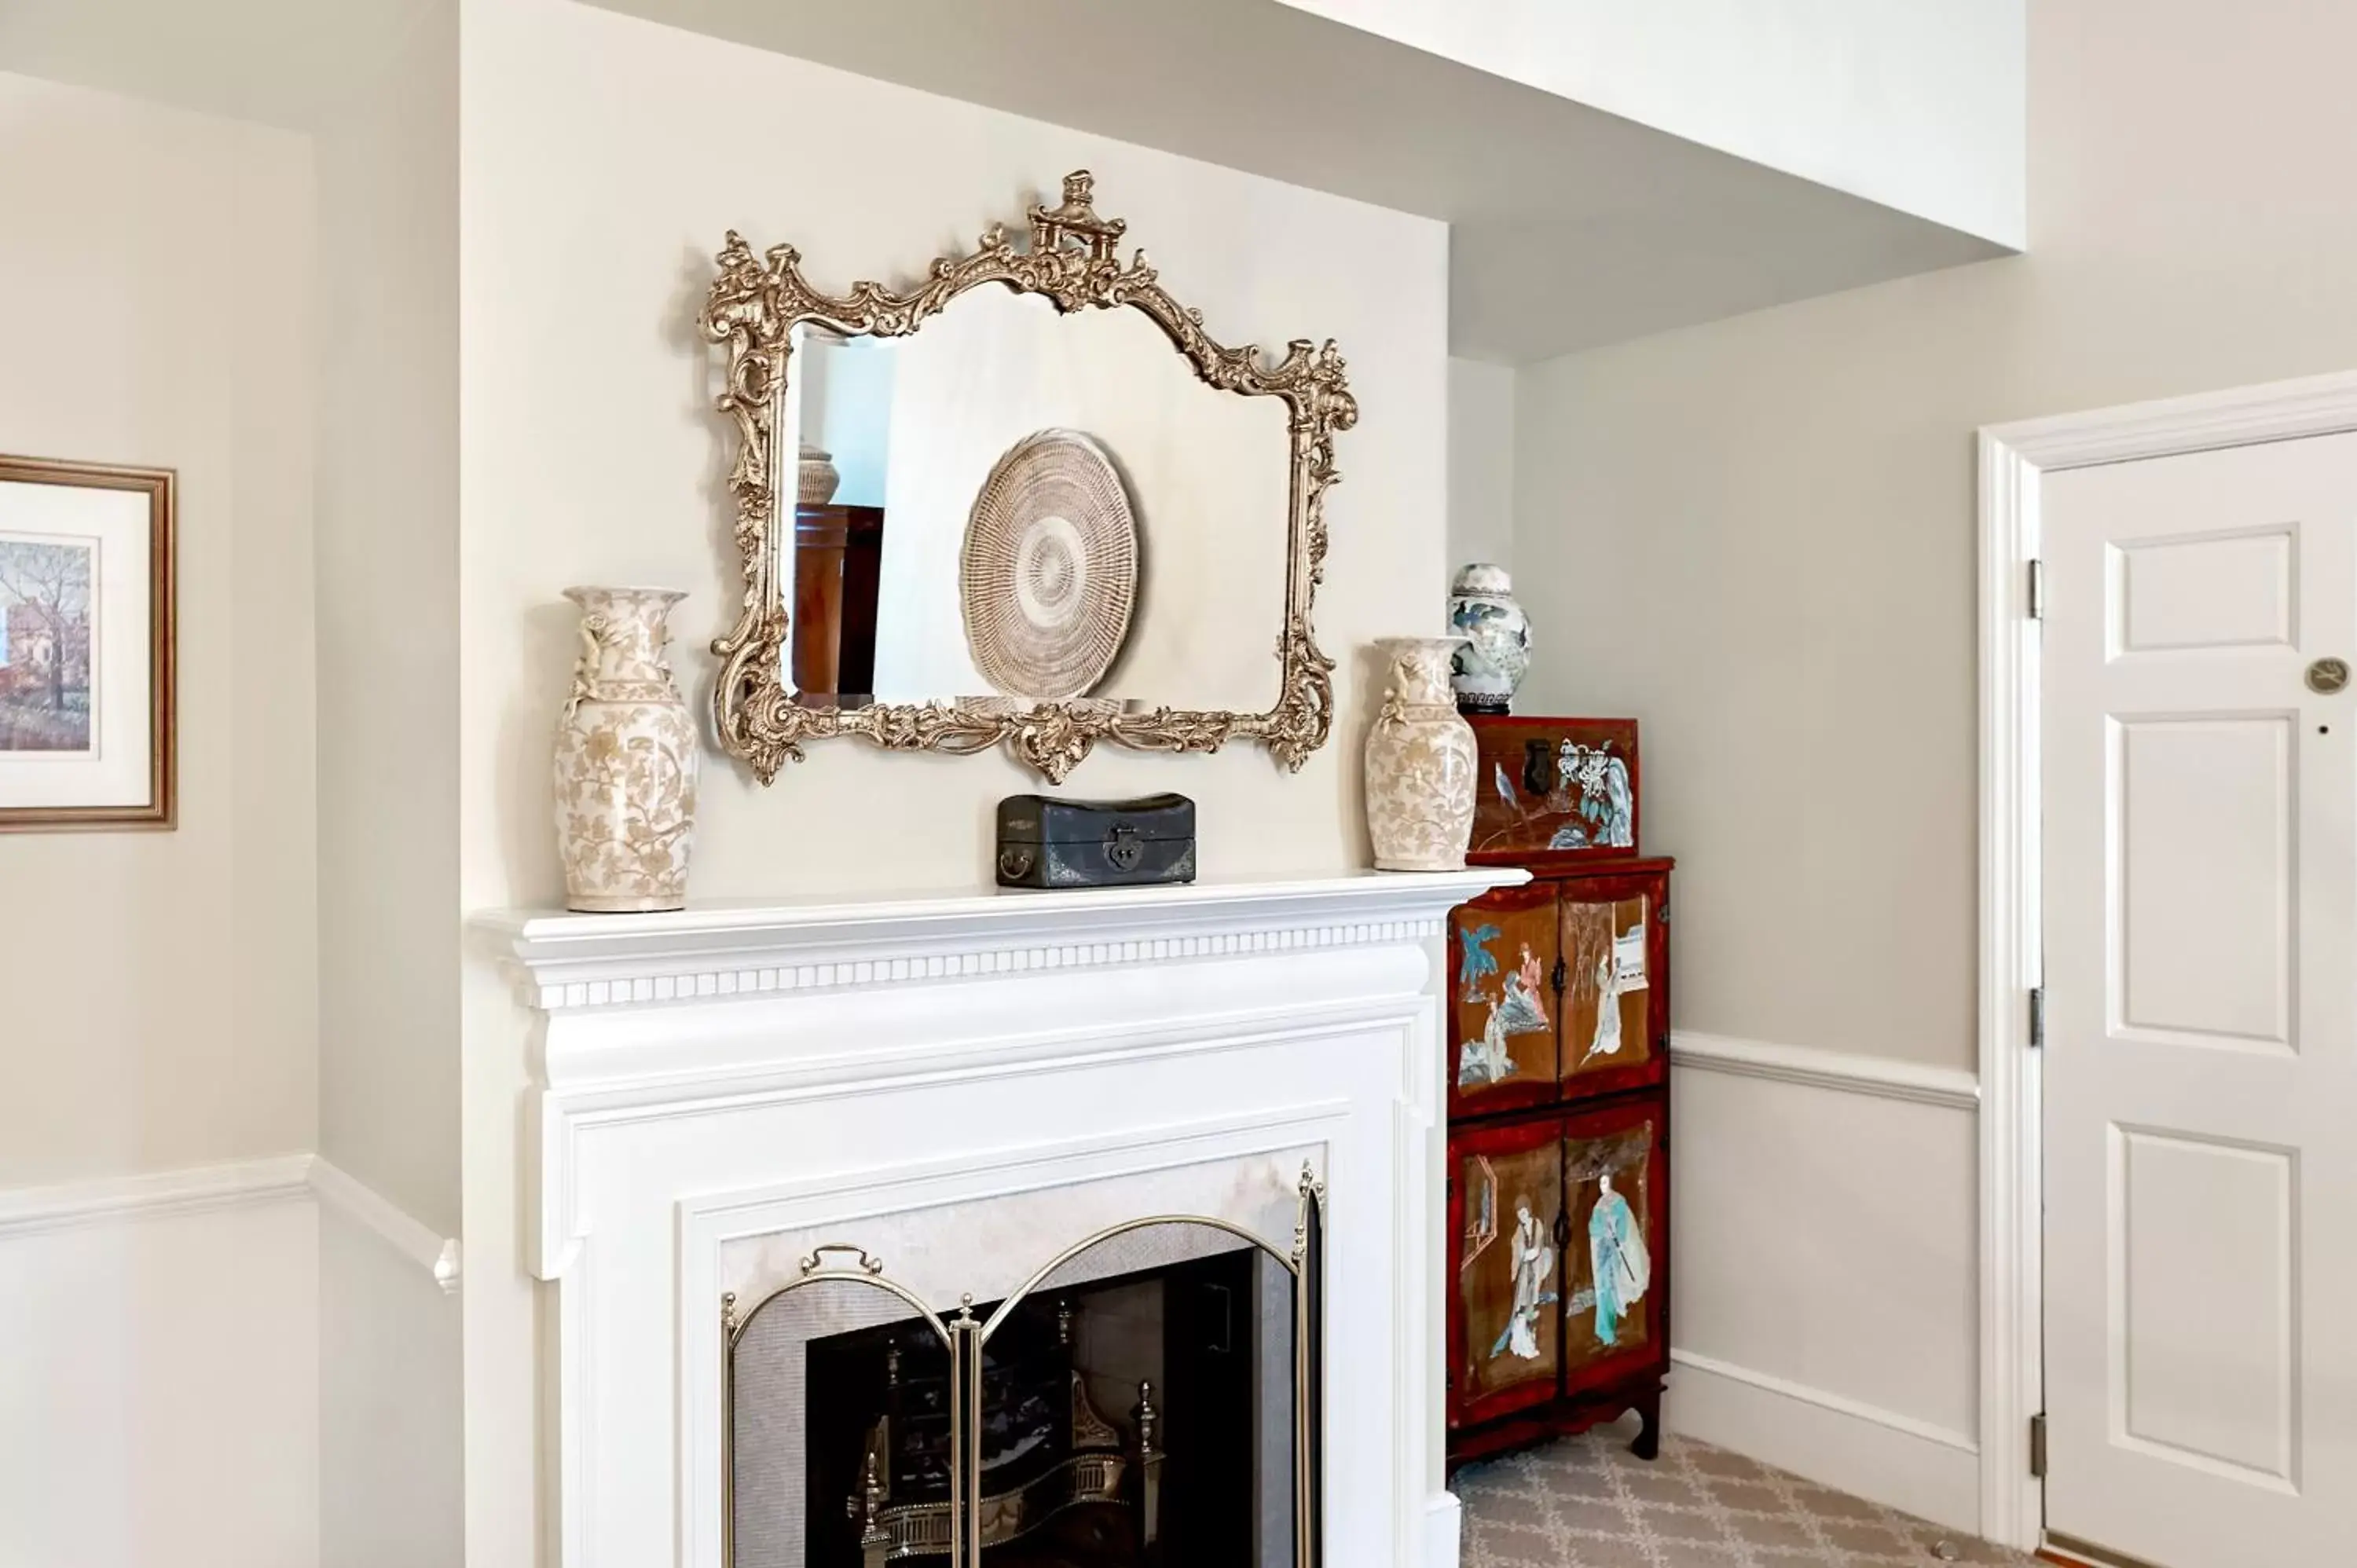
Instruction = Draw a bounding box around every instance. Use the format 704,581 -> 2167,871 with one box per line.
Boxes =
0,455 -> 175,831
698,171 -> 1358,783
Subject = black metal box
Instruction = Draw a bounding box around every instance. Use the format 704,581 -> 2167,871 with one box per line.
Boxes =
995,793 -> 1197,890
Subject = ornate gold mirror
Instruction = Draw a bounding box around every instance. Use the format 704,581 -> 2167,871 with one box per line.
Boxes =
699,172 -> 1356,783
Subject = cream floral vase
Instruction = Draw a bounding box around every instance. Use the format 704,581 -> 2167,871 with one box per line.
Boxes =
1364,636 -> 1478,872
555,586 -> 699,913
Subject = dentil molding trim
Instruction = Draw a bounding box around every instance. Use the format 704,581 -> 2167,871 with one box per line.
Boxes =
1670,1031 -> 1979,1111
480,870 -> 1519,1012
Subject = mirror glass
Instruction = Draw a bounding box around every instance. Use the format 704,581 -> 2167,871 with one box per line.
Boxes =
781,288 -> 1291,716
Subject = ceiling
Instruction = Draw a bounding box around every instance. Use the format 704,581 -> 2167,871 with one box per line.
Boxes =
590,0 -> 2008,363
0,0 -> 2011,364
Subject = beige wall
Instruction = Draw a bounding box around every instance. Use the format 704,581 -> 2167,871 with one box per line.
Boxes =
1514,0 -> 2357,1072
0,72 -> 317,1181
457,0 -> 1447,912
309,7 -> 468,1565
456,0 -> 1448,1556
313,0 -> 461,1242
1446,357 -> 1516,581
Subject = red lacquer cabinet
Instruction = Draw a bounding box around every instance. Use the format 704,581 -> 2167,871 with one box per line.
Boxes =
1445,721 -> 1672,1467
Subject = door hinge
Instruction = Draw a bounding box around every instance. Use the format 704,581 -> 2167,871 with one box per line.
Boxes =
1551,956 -> 1568,995
2028,559 -> 2047,621
2029,1412 -> 2048,1478
2029,986 -> 2046,1049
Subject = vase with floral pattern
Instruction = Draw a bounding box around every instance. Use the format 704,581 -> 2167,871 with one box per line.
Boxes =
555,586 -> 699,913
1364,636 -> 1478,871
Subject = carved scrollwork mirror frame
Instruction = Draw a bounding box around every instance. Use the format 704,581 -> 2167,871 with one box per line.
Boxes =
698,171 -> 1358,784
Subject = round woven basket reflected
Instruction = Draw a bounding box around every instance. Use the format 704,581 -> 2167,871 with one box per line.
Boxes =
960,429 -> 1139,702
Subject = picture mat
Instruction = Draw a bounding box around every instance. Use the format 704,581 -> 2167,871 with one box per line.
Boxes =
0,480 -> 152,809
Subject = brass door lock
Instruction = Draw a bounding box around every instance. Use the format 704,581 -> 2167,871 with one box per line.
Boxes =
2308,657 -> 2350,694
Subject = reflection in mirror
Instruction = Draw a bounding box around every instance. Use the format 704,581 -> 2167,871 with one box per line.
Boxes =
783,290 -> 1291,716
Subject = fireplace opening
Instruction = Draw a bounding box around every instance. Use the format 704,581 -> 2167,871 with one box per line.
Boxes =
726,1192 -> 1323,1568
810,1248 -> 1256,1566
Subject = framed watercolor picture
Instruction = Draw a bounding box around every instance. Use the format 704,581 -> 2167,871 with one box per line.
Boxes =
0,456 -> 175,830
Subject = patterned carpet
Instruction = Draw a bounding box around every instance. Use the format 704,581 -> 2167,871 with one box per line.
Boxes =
1456,1422 -> 2039,1567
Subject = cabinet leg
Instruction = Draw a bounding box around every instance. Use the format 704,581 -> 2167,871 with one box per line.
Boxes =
1630,1389 -> 1662,1462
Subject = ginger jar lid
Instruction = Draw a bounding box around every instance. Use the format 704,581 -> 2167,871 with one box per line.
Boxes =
1451,562 -> 1512,596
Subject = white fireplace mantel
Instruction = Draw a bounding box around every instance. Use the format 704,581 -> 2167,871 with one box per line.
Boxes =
483,870 -> 1516,1013
480,868 -> 1519,1568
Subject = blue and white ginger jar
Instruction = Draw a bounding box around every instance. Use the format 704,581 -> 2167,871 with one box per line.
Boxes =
1447,563 -> 1531,714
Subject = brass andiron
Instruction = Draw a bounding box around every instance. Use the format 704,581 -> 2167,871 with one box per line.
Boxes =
1135,1379 -> 1164,1551
845,1306 -> 1144,1562
855,1448 -> 891,1568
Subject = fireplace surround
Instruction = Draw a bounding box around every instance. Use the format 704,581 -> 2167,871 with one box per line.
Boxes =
486,870 -> 1516,1568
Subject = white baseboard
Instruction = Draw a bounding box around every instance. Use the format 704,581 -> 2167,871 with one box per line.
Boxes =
1668,1346 -> 1981,1537
0,1152 -> 314,1238
311,1155 -> 462,1293
1423,1489 -> 1462,1568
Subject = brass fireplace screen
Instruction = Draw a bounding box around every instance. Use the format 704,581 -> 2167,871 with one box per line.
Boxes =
724,1170 -> 1325,1568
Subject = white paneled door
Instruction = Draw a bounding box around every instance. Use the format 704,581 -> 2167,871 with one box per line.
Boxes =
2043,434 -> 2357,1566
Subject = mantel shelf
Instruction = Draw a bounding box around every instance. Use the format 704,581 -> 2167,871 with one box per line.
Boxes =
478,868 -> 1523,1013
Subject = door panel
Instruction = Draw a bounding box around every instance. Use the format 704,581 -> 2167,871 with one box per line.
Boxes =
1557,1097 -> 1667,1399
2113,716 -> 2293,1050
2113,1126 -> 2297,1486
1448,1117 -> 1565,1427
2115,525 -> 2295,654
1556,869 -> 1670,1101
1448,884 -> 1563,1116
2043,433 -> 2357,1566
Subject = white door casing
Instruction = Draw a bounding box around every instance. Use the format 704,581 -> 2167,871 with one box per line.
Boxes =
2040,434 -> 2357,1566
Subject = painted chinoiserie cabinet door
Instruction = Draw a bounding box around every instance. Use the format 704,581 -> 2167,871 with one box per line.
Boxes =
1448,1115 -> 1568,1427
1556,1096 -> 1669,1398
1555,866 -> 1670,1101
1448,883 -> 1563,1116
